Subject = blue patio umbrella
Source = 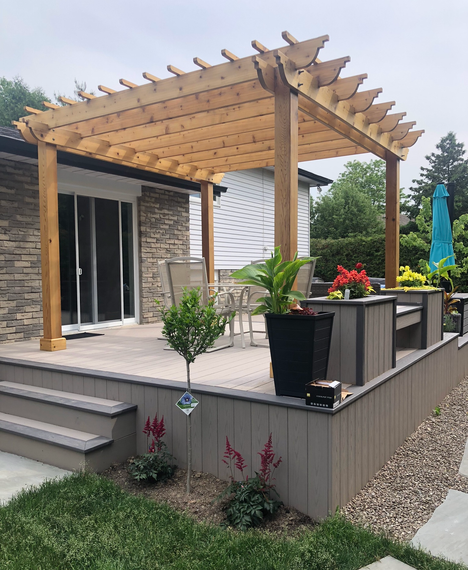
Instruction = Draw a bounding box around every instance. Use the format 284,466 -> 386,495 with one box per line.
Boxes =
429,183 -> 455,270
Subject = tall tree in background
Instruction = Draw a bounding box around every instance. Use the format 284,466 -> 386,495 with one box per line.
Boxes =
310,182 -> 384,239
0,77 -> 50,126
330,159 -> 387,214
408,132 -> 468,220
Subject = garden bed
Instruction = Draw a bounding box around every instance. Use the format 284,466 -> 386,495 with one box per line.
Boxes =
102,461 -> 313,535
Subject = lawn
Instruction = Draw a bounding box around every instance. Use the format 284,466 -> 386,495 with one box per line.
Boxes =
0,473 -> 465,570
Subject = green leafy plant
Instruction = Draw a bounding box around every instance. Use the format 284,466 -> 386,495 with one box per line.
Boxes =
216,435 -> 283,530
231,246 -> 314,315
156,288 -> 234,493
433,406 -> 441,416
128,414 -> 176,483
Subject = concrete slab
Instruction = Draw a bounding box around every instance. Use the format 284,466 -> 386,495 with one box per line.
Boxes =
411,489 -> 468,566
0,451 -> 70,505
359,555 -> 415,569
460,439 -> 468,478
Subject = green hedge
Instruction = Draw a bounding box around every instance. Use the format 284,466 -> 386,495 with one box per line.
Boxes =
310,235 -> 429,281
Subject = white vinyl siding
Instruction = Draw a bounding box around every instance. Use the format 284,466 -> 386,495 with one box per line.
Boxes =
190,168 -> 310,270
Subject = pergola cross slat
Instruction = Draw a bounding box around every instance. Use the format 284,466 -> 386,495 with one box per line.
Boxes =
15,31 -> 423,351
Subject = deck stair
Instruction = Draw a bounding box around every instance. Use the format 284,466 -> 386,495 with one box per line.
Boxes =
0,381 -> 137,472
396,304 -> 423,330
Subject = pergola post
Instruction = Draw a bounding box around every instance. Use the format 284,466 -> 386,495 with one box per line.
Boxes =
274,70 -> 298,261
38,142 -> 66,351
200,181 -> 215,284
385,154 -> 400,288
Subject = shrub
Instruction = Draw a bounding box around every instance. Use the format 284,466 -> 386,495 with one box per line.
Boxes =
216,435 -> 283,530
128,414 -> 176,483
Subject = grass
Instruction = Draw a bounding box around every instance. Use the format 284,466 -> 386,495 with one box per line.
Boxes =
0,473 -> 465,570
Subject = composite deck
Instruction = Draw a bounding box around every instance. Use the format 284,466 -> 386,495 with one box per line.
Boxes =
1,321 -> 466,521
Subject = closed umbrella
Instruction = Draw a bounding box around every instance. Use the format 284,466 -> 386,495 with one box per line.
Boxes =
429,183 -> 455,269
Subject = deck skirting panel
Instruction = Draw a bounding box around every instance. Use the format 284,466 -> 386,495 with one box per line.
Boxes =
0,334 -> 466,520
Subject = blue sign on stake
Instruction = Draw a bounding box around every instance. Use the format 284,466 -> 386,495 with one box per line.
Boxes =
175,391 -> 199,416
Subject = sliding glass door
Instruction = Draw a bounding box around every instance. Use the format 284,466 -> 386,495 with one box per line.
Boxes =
58,193 -> 137,331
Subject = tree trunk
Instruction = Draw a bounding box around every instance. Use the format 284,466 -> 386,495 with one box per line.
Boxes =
186,360 -> 192,494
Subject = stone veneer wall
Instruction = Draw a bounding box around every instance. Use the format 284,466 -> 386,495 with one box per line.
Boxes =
138,186 -> 190,324
0,158 -> 42,343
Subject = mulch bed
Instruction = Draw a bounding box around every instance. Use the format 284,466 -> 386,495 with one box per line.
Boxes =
102,463 -> 313,535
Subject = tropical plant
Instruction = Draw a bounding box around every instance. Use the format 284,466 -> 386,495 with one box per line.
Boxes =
216,435 -> 282,530
128,414 -> 176,483
156,288 -> 234,493
424,256 -> 460,316
327,264 -> 373,299
230,247 -> 314,315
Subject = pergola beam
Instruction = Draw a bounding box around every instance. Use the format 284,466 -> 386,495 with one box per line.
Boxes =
21,36 -> 328,130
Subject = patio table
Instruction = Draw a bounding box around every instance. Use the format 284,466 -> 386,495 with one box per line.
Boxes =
209,283 -> 265,349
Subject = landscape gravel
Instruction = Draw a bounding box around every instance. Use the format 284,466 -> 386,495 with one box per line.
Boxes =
342,376 -> 468,541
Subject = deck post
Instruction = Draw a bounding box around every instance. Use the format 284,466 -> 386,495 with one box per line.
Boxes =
274,70 -> 298,261
385,153 -> 400,288
38,142 -> 66,351
200,180 -> 215,284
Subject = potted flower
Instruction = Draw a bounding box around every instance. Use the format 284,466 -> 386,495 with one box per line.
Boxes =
231,247 -> 334,399
426,257 -> 461,334
326,264 -> 374,299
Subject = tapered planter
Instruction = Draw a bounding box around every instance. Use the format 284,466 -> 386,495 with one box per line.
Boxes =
265,311 -> 334,399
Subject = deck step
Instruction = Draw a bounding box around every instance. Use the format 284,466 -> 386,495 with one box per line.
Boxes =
396,304 -> 422,331
0,382 -> 137,472
0,381 -> 136,439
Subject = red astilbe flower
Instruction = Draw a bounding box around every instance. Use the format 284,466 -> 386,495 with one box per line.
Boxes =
223,437 -> 247,480
144,414 -> 166,452
258,433 -> 282,487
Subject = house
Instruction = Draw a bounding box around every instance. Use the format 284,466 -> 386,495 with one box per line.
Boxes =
0,126 -> 330,343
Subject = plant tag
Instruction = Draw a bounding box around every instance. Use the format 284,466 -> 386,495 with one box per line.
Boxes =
344,289 -> 350,300
175,391 -> 199,415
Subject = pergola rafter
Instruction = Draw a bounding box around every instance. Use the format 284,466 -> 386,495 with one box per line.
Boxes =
14,31 -> 424,352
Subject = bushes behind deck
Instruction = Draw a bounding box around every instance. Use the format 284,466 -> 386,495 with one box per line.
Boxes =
310,235 -> 429,282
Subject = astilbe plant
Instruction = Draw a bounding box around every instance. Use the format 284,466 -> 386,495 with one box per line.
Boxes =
128,414 -> 176,483
216,434 -> 283,530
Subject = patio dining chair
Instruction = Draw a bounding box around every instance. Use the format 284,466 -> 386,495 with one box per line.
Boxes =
165,256 -> 236,350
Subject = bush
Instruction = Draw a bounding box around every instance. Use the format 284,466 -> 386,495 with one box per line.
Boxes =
310,234 -> 430,283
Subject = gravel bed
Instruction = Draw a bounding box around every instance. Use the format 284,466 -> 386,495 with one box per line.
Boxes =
342,376 -> 468,541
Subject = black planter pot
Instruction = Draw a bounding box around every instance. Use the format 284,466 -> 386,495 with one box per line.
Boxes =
265,311 -> 335,399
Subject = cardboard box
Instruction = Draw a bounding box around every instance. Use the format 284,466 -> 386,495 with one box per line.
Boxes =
305,380 -> 342,409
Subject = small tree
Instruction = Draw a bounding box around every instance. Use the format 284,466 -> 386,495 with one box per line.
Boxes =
0,76 -> 51,126
156,288 -> 234,493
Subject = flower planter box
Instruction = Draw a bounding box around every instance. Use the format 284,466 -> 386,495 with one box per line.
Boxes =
302,295 -> 396,386
381,289 -> 443,348
265,311 -> 334,399
452,293 -> 468,336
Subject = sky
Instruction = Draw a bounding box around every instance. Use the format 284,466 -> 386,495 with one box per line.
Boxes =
2,0 -> 467,196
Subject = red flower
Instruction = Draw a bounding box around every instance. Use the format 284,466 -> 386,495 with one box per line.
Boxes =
355,262 -> 363,270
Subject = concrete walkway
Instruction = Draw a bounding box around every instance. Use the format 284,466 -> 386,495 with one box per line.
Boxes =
409,438 -> 468,567
360,556 -> 415,569
0,451 -> 70,505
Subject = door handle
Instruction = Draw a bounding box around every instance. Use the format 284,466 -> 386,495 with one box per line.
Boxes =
78,268 -> 83,276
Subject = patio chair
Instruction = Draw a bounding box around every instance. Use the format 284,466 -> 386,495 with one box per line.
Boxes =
157,260 -> 172,309
165,256 -> 236,350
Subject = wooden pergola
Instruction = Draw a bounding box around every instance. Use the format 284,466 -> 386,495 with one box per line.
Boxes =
14,31 -> 423,351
